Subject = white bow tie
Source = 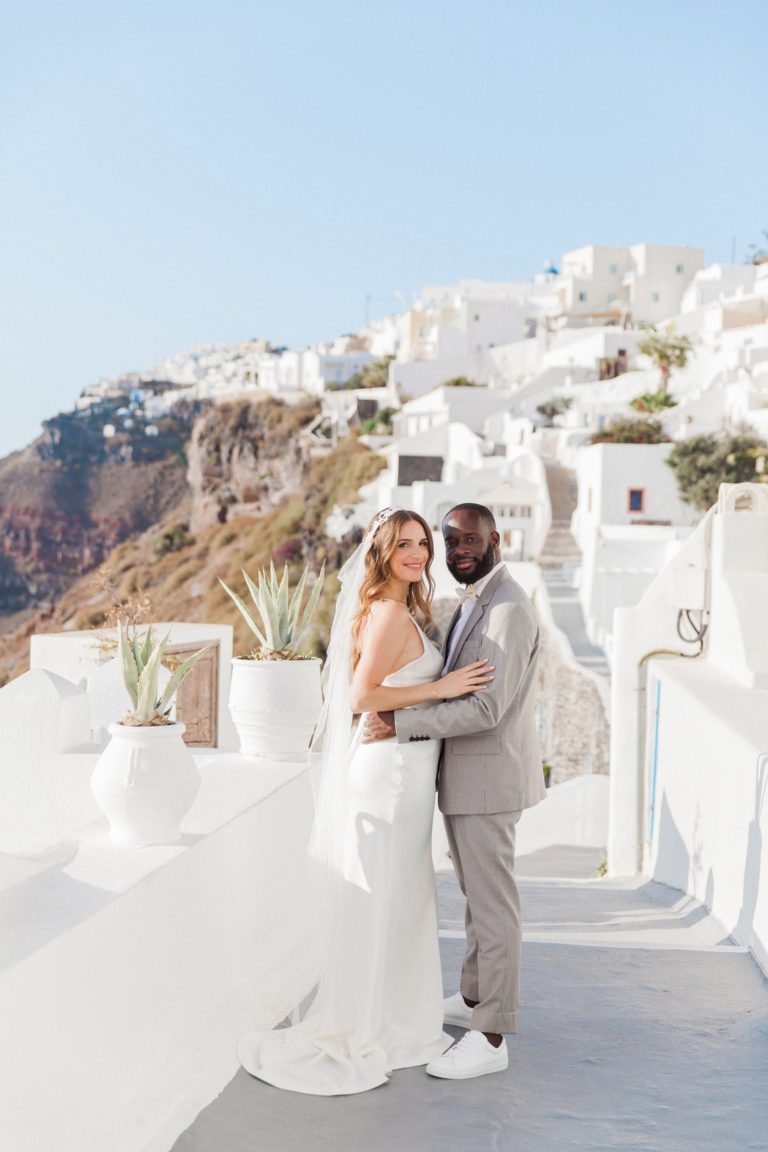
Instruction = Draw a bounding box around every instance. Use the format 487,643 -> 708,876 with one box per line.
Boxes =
456,585 -> 478,603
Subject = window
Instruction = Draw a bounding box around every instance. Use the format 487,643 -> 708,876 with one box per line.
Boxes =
650,292 -> 660,303
578,291 -> 588,302
628,488 -> 645,513
675,263 -> 684,274
608,263 -> 618,274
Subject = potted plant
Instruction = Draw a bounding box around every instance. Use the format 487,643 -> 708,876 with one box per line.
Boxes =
90,625 -> 213,845
219,561 -> 325,760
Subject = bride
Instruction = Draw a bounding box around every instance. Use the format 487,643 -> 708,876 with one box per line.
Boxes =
237,507 -> 493,1095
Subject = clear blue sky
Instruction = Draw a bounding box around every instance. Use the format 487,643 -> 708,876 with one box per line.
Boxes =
1,0 -> 766,457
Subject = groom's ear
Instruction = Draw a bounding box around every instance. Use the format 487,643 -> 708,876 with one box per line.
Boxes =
490,530 -> 501,549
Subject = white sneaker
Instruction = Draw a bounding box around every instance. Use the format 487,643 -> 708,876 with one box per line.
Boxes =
443,991 -> 474,1029
426,1030 -> 508,1079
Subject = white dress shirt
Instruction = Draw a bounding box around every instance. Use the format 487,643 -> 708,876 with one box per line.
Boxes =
443,561 -> 506,671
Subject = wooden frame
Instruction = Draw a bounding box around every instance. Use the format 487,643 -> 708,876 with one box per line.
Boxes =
168,640 -> 221,748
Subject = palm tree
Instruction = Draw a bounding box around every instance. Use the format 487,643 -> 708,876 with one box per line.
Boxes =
637,326 -> 692,393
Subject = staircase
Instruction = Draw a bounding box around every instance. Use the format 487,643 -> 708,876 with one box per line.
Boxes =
539,464 -> 581,569
539,464 -> 611,681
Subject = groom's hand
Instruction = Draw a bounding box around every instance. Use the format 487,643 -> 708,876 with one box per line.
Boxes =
363,710 -> 395,743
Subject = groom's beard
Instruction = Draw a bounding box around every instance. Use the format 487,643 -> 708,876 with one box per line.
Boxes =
447,542 -> 496,586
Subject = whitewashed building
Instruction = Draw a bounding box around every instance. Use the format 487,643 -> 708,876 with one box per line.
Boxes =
571,442 -> 700,651
389,281 -> 529,401
679,262 -> 757,313
300,346 -> 375,395
391,384 -> 515,440
525,244 -> 705,329
361,423 -> 551,560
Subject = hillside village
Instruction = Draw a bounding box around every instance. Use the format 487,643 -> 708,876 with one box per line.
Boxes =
73,240 -> 768,660
2,242 -> 768,1150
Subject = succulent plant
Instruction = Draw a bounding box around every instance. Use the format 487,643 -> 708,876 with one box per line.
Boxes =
117,623 -> 214,725
219,561 -> 325,660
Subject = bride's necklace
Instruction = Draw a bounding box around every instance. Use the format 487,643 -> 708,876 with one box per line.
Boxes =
378,598 -> 413,616
378,581 -> 409,606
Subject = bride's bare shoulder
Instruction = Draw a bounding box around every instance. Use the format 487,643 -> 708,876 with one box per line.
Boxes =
362,599 -> 411,634
356,600 -> 417,672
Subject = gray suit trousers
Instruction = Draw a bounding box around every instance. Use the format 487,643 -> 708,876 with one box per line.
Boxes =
444,810 -> 522,1035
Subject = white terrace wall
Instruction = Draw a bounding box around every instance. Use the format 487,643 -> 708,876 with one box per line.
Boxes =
577,525 -> 692,653
609,501 -> 714,877
0,628 -> 317,1150
389,352 -> 489,400
644,659 -> 768,972
0,670 -> 98,854
1,751 -> 313,1152
609,484 -> 768,972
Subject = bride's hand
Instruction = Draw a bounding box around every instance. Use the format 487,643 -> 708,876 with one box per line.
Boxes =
438,659 -> 494,699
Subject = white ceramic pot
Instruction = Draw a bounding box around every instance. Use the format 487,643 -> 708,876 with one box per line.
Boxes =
228,657 -> 323,761
91,722 -> 201,846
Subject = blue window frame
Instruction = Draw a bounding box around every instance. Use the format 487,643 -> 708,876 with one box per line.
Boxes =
628,488 -> 645,513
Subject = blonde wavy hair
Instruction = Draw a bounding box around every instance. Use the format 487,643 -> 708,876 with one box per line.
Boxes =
351,509 -> 436,670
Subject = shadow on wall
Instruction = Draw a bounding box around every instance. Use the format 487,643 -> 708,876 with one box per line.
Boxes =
654,793 -> 692,894
654,793 -> 729,945
735,754 -> 768,950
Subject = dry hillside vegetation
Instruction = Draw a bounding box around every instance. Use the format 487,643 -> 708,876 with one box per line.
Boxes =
0,397 -> 384,683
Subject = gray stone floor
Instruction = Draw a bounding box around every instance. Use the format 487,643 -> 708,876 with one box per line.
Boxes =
170,846 -> 768,1152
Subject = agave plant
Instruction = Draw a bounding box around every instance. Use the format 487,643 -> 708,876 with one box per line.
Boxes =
219,561 -> 325,659
117,623 -> 214,725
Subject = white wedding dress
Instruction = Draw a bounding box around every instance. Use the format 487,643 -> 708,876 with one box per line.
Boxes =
237,620 -> 452,1094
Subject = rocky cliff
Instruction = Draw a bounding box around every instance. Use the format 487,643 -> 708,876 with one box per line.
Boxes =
0,394 -> 385,683
0,401 -> 197,613
186,396 -> 319,531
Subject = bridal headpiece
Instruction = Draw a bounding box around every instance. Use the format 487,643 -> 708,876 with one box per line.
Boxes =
365,505 -> 397,541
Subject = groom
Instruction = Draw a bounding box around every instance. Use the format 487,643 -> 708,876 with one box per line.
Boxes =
364,502 -> 545,1079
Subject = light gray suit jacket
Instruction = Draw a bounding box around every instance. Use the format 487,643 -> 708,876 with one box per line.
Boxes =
395,567 -> 546,816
